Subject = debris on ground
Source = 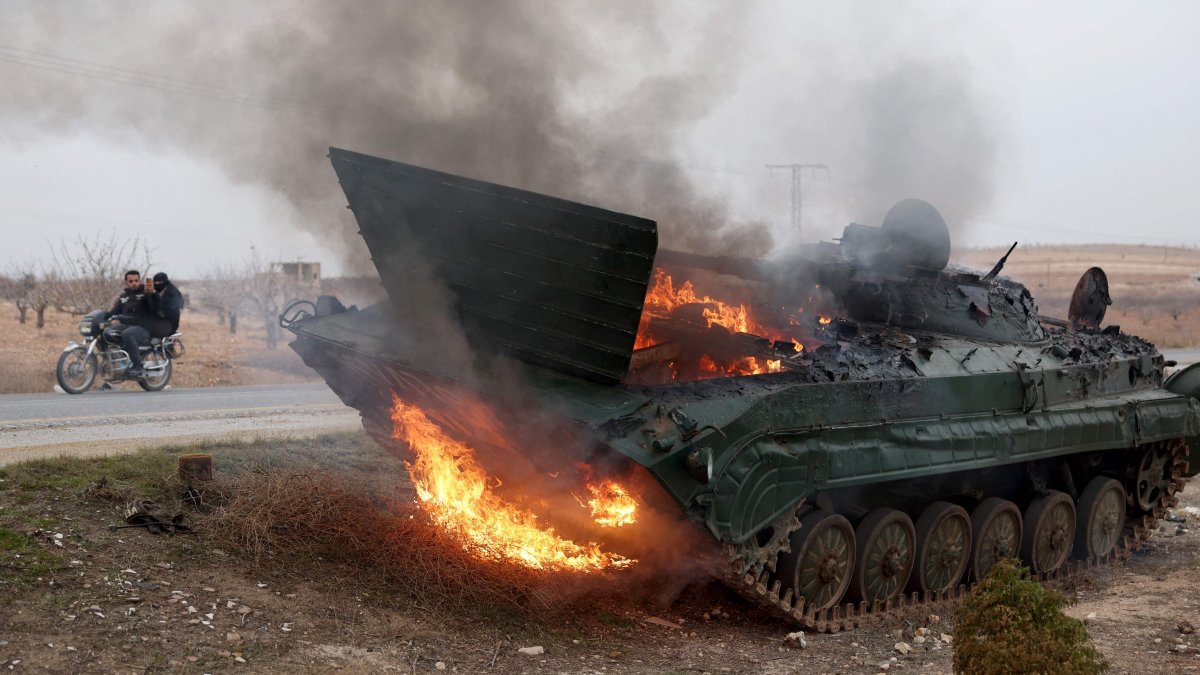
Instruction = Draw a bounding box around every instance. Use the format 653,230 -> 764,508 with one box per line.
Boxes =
783,631 -> 807,649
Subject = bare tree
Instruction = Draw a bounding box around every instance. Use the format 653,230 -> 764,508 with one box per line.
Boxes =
0,275 -> 11,319
195,261 -> 247,334
243,249 -> 311,350
1,268 -> 35,324
191,249 -> 316,346
1,266 -> 58,329
49,231 -> 154,315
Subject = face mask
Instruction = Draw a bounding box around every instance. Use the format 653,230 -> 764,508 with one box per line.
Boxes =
154,281 -> 166,291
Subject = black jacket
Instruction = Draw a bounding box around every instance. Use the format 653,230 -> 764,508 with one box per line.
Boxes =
105,288 -> 148,321
143,282 -> 184,337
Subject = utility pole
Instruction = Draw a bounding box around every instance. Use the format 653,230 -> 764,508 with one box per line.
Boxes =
766,163 -> 830,236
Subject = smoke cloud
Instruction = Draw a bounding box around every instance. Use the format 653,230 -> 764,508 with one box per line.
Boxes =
1,3 -> 1013,605
846,57 -> 1001,234
0,0 -> 770,263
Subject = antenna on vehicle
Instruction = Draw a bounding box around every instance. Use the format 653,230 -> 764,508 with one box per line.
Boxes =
982,242 -> 1019,283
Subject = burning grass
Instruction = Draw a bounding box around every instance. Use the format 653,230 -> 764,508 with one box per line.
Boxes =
390,398 -> 636,573
1,432 -> 634,622
208,468 -> 606,617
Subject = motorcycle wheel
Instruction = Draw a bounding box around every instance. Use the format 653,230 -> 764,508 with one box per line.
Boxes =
138,350 -> 172,392
56,349 -> 97,394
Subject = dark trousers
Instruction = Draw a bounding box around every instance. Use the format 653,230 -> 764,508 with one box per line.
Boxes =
121,325 -> 150,368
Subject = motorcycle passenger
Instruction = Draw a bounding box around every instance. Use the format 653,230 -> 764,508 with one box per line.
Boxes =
145,272 -> 184,337
117,272 -> 185,379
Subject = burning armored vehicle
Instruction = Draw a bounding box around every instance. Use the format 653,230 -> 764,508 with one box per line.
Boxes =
282,147 -> 1200,631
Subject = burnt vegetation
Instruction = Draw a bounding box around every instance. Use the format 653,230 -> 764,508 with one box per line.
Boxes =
207,468 -> 593,618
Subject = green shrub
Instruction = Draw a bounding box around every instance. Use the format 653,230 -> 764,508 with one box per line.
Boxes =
952,559 -> 1107,674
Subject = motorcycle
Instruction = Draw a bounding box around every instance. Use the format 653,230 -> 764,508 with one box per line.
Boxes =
55,309 -> 184,394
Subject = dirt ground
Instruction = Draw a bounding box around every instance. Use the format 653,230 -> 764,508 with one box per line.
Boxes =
1,433 -> 1198,674
1,300 -> 317,395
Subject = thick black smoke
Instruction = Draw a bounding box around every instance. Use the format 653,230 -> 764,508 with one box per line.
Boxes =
0,0 -> 769,263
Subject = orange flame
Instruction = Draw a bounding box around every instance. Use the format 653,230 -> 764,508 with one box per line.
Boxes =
629,268 -> 816,382
584,480 -> 638,527
391,397 -> 634,571
639,269 -> 757,336
696,355 -> 781,377
818,316 -> 832,325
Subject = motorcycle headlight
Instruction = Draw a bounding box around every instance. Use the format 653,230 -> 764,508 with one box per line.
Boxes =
78,321 -> 93,336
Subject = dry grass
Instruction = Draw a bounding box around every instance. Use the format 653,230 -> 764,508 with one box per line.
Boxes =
0,299 -> 317,394
3,431 -> 597,622
956,244 -> 1200,347
206,467 -> 586,619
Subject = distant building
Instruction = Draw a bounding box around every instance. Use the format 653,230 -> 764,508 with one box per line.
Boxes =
272,261 -> 321,285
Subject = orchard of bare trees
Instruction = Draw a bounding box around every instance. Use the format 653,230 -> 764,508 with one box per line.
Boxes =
0,232 -> 153,329
192,247 -> 319,349
0,232 -> 372,350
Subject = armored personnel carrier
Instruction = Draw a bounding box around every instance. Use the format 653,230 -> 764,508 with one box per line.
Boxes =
283,147 -> 1200,631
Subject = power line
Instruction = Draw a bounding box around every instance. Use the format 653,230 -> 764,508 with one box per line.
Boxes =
0,44 -> 326,116
766,163 -> 829,235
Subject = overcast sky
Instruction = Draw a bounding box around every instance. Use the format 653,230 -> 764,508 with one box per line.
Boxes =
1,1 -> 1197,278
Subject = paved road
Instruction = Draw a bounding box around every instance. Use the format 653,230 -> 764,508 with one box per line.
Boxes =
0,382 -> 345,423
0,383 -> 361,466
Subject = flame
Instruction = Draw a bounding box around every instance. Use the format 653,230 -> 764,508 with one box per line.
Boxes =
737,356 -> 779,375
391,397 -> 634,571
639,269 -> 758,335
584,480 -> 638,527
629,267 -> 819,382
697,355 -> 780,377
818,315 -> 832,325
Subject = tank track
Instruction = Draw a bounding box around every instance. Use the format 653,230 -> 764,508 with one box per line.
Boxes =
718,440 -> 1191,633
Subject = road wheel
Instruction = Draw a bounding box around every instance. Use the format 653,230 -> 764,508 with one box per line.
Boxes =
778,510 -> 855,612
1074,477 -> 1126,559
908,501 -> 971,594
138,350 -> 173,392
1133,445 -> 1172,512
1021,490 -> 1075,574
56,349 -> 97,394
969,498 -> 1021,581
849,508 -> 915,605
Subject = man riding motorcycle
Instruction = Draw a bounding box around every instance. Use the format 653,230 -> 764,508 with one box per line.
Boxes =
106,269 -> 144,320
104,269 -> 183,380
105,270 -> 155,379
56,270 -> 184,394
